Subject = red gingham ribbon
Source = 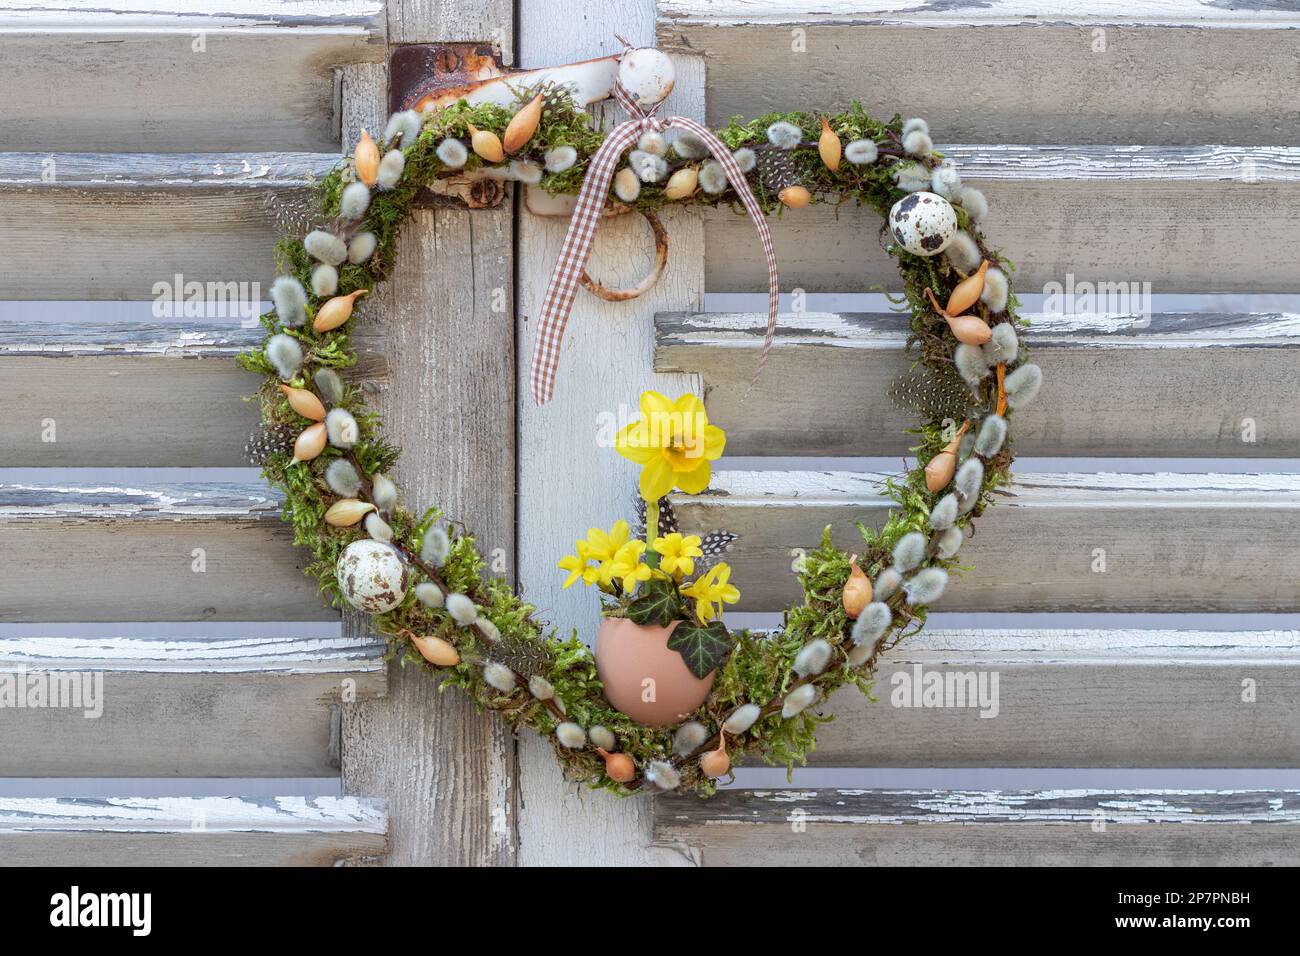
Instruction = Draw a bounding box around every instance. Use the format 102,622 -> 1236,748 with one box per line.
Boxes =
530,82 -> 780,405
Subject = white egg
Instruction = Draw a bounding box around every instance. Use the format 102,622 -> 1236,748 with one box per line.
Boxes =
336,539 -> 410,613
618,47 -> 675,109
888,190 -> 958,257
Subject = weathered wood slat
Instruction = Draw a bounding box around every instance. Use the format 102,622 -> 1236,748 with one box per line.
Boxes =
653,788 -> 1300,866
657,4 -> 1300,145
805,629 -> 1300,768
0,318 -> 266,356
927,144 -> 1300,183
0,635 -> 383,776
0,4 -> 385,152
0,152 -> 339,300
0,481 -> 334,622
335,43 -> 520,868
0,0 -> 386,28
0,151 -> 340,189
0,796 -> 386,866
388,0 -> 514,63
672,471 -> 1300,613
0,317 -> 386,466
4,191 -> 284,300
659,0 -> 1300,27
656,310 -> 1300,457
1,319 -> 262,468
702,146 -> 1300,293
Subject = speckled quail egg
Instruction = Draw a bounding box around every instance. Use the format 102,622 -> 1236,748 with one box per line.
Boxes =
336,539 -> 410,613
888,190 -> 958,256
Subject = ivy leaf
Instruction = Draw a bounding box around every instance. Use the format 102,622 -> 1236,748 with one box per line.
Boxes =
667,620 -> 735,679
626,577 -> 684,627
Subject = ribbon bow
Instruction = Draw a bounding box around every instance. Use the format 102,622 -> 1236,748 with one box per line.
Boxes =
530,78 -> 780,405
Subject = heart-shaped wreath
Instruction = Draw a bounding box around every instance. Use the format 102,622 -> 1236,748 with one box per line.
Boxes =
239,48 -> 1041,796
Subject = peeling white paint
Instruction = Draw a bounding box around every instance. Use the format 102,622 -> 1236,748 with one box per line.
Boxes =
0,635 -> 383,673
674,788 -> 1300,826
658,1 -> 1300,29
0,796 -> 386,833
0,481 -> 281,519
658,311 -> 1300,350
0,321 -> 263,356
0,2 -> 385,35
693,470 -> 1300,509
0,152 -> 338,190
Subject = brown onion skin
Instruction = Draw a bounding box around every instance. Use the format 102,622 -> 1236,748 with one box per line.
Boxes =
946,259 -> 989,316
842,562 -> 873,619
779,185 -> 812,209
354,130 -> 380,186
700,734 -> 731,779
598,749 -> 637,784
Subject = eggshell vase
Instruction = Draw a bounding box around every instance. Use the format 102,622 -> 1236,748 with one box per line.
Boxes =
595,617 -> 715,727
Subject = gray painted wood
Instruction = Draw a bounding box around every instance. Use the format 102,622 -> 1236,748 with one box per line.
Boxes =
335,34 -> 519,867
658,0 -> 1300,26
0,1 -> 386,27
0,319 -> 266,356
1,319 -> 263,468
931,143 -> 1300,183
0,317 -> 385,466
653,788 -> 1300,866
0,481 -> 334,622
0,3 -> 385,151
0,635 -> 383,776
703,149 -> 1300,293
388,0 -> 513,62
657,5 -> 1300,145
805,629 -> 1300,768
656,310 -> 1300,457
0,151 -> 339,189
514,3 -> 704,868
0,795 -> 386,866
671,471 -> 1300,612
0,163 -> 325,300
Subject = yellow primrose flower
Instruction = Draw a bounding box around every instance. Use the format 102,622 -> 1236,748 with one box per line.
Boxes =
557,552 -> 600,589
581,519 -> 631,562
683,562 -> 741,622
594,557 -> 621,591
559,520 -> 633,590
607,540 -> 653,593
615,391 -> 727,501
653,532 -> 703,578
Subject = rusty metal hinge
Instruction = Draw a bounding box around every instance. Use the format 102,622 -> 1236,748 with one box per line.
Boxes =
389,43 -> 510,209
387,43 -> 623,212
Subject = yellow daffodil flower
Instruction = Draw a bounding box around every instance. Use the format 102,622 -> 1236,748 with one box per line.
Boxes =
607,540 -> 653,593
653,532 -> 703,578
683,562 -> 741,622
615,391 -> 727,501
